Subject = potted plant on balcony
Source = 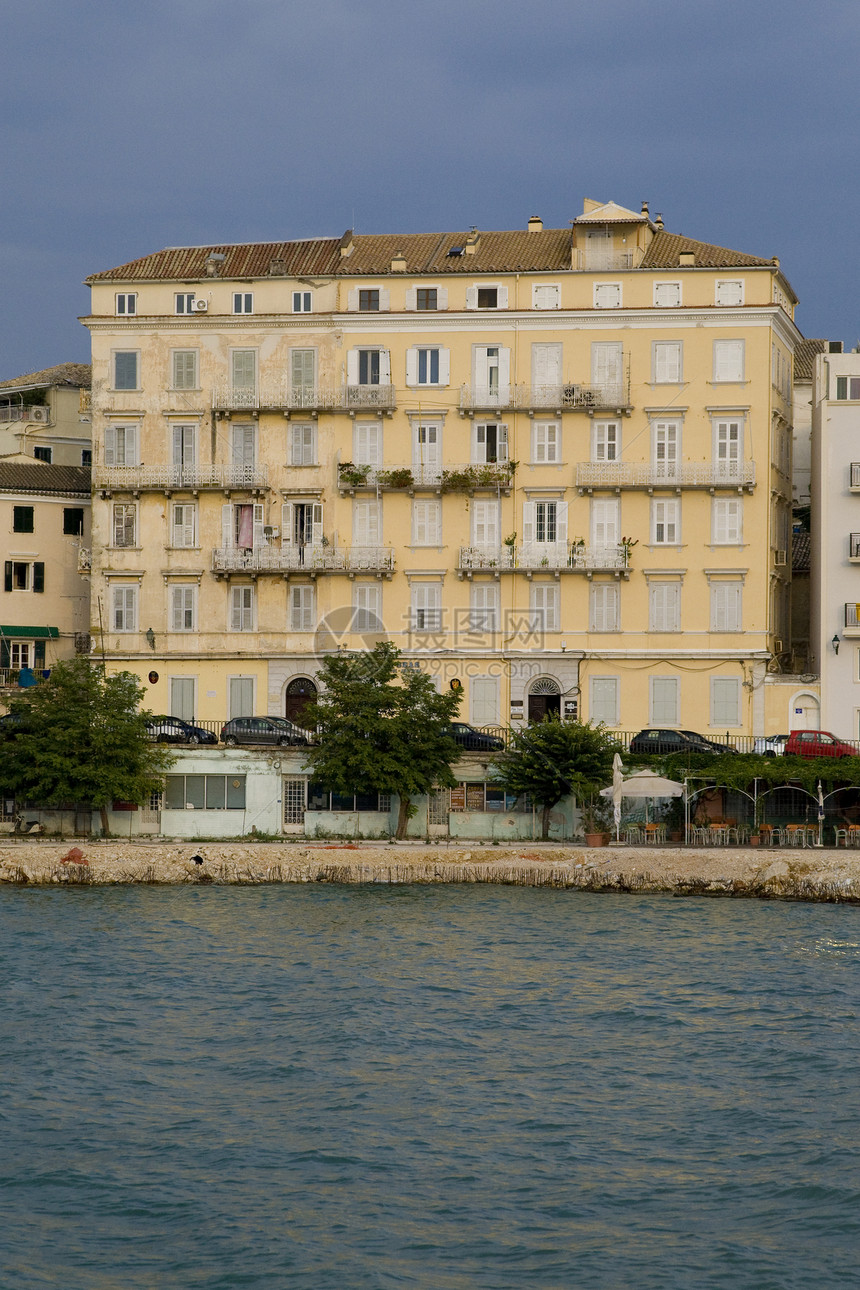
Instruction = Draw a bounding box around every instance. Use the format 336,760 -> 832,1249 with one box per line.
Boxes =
338,462 -> 371,487
376,467 -> 414,489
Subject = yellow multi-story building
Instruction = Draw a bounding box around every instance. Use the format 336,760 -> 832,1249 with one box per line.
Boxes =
82,199 -> 800,738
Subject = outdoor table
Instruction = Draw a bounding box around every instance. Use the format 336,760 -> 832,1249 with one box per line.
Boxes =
642,823 -> 666,844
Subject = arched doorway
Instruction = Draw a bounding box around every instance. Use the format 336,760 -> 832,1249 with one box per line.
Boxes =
285,677 -> 317,727
528,677 -> 561,723
789,692 -> 820,731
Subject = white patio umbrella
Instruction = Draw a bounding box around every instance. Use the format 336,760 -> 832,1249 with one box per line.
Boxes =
610,752 -> 625,842
600,768 -> 684,824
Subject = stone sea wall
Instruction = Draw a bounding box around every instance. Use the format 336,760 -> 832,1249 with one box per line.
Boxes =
1,842 -> 860,903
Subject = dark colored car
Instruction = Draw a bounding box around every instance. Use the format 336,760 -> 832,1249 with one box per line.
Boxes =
145,716 -> 218,745
784,730 -> 858,758
628,728 -> 737,755
445,721 -> 506,752
220,716 -> 311,747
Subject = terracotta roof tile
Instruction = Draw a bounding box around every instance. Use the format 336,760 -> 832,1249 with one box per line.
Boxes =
0,463 -> 91,495
86,239 -> 343,283
339,228 -> 573,275
640,230 -> 774,270
792,531 -> 811,573
794,338 -> 827,382
0,363 -> 91,391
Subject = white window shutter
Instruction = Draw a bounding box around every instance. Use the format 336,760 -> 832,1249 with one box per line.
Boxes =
378,288 -> 390,312
253,504 -> 265,547
437,349 -> 450,386
379,350 -> 391,384
405,348 -> 418,385
498,423 -> 508,460
221,503 -> 232,548
347,288 -> 359,312
281,502 -> 294,542
437,287 -> 448,310
104,426 -> 116,466
522,501 -> 536,544
556,501 -> 568,544
347,349 -> 359,385
498,348 -> 511,393
497,285 -> 508,309
311,503 -> 323,545
465,286 -> 478,310
404,288 -> 417,311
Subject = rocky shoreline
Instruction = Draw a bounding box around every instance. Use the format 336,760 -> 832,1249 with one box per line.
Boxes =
1,840 -> 860,903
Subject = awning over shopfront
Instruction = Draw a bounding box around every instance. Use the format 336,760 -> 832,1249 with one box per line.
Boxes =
0,626 -> 59,638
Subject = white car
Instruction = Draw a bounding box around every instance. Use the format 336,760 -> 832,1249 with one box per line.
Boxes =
753,734 -> 789,757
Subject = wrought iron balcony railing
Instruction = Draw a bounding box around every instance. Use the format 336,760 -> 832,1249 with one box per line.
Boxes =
457,543 -> 630,573
459,381 -> 630,412
576,461 -> 756,490
337,462 -> 513,492
212,544 -> 395,575
211,384 -> 397,413
94,464 -> 268,492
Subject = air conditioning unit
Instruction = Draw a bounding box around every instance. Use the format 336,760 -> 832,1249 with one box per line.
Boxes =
774,549 -> 787,566
193,298 -> 208,312
263,526 -> 280,538
29,407 -> 49,422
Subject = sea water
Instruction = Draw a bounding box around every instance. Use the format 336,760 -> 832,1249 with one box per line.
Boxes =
1,885 -> 858,1289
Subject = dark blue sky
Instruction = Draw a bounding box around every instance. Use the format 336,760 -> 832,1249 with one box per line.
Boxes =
2,0 -> 858,378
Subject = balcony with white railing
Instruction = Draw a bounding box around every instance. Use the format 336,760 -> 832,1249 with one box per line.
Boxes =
94,464 -> 268,494
457,543 -> 630,575
0,405 -> 50,424
459,380 -> 630,414
851,463 -> 860,491
337,462 -> 513,493
846,604 -> 860,633
212,544 -> 395,577
576,460 -> 756,492
849,535 -> 860,562
211,384 -> 397,414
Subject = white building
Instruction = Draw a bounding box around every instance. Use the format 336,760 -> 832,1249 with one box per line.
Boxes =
810,349 -> 860,735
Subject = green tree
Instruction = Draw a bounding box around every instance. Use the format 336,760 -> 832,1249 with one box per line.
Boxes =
492,717 -> 617,839
303,642 -> 462,838
0,658 -> 172,836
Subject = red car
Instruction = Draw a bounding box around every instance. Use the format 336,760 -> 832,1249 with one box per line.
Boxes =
785,730 -> 858,758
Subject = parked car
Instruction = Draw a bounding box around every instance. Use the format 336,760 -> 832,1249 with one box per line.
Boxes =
220,716 -> 311,747
784,730 -> 858,758
444,721 -> 506,752
145,716 -> 218,745
628,728 -> 737,755
753,734 -> 789,757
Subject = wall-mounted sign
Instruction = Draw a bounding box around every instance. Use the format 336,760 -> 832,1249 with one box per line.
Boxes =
450,678 -> 462,691
148,671 -> 159,684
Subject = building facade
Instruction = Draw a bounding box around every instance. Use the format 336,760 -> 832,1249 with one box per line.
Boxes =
811,349 -> 860,736
0,363 -> 92,467
82,200 -> 800,740
0,462 -> 92,685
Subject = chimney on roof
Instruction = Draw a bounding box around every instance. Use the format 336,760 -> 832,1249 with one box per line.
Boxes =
655,213 -> 664,230
465,227 -> 480,254
527,215 -> 543,233
390,251 -> 407,272
679,251 -> 696,267
641,201 -> 649,217
268,257 -> 287,276
205,252 -> 226,277
339,230 -> 354,259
